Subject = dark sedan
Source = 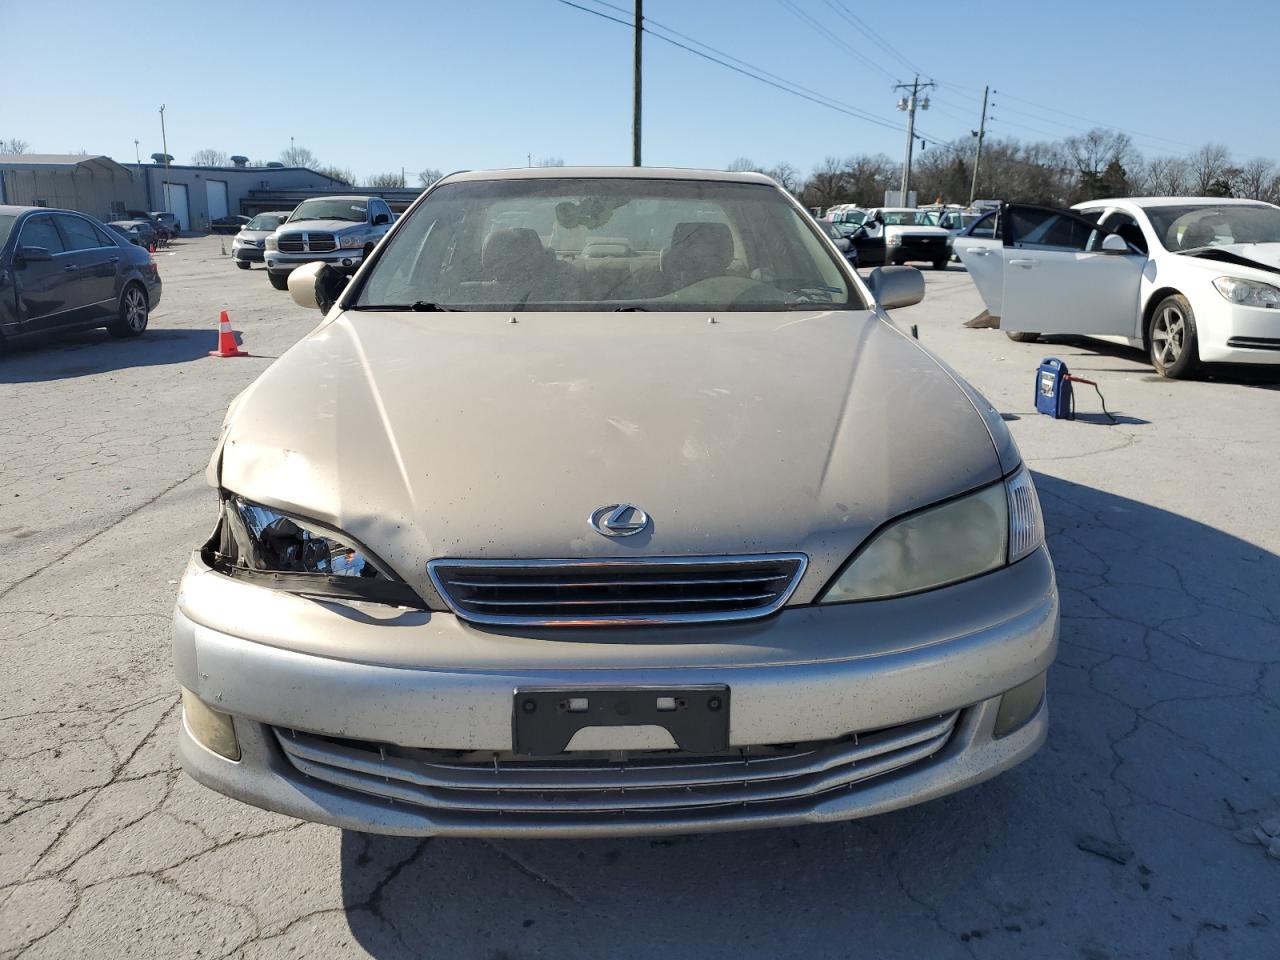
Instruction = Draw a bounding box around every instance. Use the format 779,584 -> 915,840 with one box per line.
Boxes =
0,206 -> 162,353
108,219 -> 158,249
210,215 -> 250,234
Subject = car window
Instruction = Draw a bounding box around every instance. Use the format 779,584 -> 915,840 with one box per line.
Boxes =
288,199 -> 368,223
58,214 -> 111,251
20,215 -> 66,253
1097,212 -> 1148,254
355,177 -> 860,312
1007,206 -> 1097,251
1144,203 -> 1280,251
966,210 -> 1000,240
92,223 -> 120,247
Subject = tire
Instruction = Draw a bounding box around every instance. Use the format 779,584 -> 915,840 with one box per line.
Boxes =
235,260 -> 251,270
932,259 -> 947,271
108,284 -> 149,338
268,271 -> 289,291
1005,331 -> 1041,343
1148,293 -> 1200,379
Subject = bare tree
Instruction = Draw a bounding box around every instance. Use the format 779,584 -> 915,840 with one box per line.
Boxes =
418,168 -> 443,187
727,157 -> 761,172
0,137 -> 30,154
534,157 -> 565,167
191,148 -> 229,166
281,145 -> 319,168
365,171 -> 406,188
1189,144 -> 1234,195
316,166 -> 355,185
767,162 -> 801,194
1137,155 -> 1190,196
1233,157 -> 1275,200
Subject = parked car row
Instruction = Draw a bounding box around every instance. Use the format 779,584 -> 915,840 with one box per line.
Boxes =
0,204 -> 162,353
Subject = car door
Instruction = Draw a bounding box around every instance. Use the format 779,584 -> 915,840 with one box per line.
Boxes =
999,204 -> 1145,336
56,214 -> 121,320
955,210 -> 1005,315
12,214 -> 74,333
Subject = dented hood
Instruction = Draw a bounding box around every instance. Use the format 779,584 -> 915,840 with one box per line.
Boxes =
217,310 -> 1002,602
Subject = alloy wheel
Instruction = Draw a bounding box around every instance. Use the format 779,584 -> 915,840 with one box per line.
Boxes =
125,288 -> 147,332
1152,304 -> 1184,366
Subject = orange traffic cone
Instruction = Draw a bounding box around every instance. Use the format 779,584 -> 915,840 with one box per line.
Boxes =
148,240 -> 156,254
208,310 -> 249,358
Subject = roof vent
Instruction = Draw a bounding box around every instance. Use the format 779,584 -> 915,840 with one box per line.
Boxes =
230,155 -> 249,167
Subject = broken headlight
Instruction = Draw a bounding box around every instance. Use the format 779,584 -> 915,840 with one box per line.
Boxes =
210,495 -> 423,607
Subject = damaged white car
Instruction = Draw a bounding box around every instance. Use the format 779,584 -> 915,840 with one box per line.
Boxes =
956,197 -> 1280,378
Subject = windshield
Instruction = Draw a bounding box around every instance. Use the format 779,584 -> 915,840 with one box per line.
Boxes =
245,214 -> 285,231
355,178 -> 859,312
880,210 -> 938,226
288,199 -> 367,223
1144,203 -> 1280,251
832,210 -> 865,225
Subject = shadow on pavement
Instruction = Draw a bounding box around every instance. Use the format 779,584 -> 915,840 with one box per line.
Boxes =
338,475 -> 1279,959
0,327 -> 225,383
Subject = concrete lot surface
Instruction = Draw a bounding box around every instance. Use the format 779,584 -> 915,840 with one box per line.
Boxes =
1,236 -> 1277,959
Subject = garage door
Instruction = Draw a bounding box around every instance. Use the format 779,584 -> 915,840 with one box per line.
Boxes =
206,179 -> 229,222
163,182 -> 190,233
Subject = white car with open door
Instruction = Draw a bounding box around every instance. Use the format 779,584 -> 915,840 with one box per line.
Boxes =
955,198 -> 1280,378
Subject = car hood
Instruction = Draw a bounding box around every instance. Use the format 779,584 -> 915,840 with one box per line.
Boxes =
275,219 -> 365,234
217,310 -> 1004,603
1174,242 -> 1280,277
235,229 -> 275,242
884,225 -> 949,237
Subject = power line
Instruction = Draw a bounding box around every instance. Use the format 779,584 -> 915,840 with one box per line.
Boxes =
556,0 -> 918,135
773,0 -> 901,84
992,89 -> 1194,149
823,0 -> 925,79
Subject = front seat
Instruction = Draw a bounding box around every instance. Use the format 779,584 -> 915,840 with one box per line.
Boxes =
661,222 -> 733,289
1178,221 -> 1216,250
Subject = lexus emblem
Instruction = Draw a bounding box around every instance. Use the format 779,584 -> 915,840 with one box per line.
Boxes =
589,503 -> 650,537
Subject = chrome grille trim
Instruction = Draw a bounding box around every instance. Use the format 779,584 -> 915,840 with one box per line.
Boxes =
427,554 -> 808,626
307,232 -> 336,252
275,234 -> 304,252
273,712 -> 959,817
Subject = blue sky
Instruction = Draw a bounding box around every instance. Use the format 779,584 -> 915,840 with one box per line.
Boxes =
6,0 -> 1276,178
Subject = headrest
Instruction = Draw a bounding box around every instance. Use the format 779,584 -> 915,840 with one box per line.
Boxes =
482,227 -> 547,273
663,221 -> 733,276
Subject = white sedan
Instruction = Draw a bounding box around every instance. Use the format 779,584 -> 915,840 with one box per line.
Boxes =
956,197 -> 1280,378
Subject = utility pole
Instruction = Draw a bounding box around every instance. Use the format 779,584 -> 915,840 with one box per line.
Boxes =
159,105 -> 170,214
969,85 -> 989,206
290,136 -> 295,165
632,0 -> 643,166
894,76 -> 934,204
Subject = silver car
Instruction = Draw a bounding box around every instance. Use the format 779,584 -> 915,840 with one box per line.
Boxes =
231,211 -> 292,269
174,167 -> 1057,837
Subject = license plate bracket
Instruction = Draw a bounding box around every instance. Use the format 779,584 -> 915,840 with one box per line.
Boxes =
512,685 -> 730,756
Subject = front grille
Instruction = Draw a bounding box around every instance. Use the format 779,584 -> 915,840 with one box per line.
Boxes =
428,555 -> 807,626
276,234 -> 305,252
273,711 -> 960,821
307,232 -> 336,252
1227,336 -> 1280,351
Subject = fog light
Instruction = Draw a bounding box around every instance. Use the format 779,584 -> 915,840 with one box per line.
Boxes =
181,688 -> 241,760
993,672 -> 1045,739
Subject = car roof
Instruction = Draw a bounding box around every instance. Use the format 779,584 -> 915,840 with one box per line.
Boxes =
439,166 -> 778,186
1073,196 -> 1278,209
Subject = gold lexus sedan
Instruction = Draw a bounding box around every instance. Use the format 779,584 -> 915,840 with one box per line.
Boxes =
174,168 -> 1057,837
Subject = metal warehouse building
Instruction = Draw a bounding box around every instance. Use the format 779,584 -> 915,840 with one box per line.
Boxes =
0,154 -> 140,218
125,162 -> 351,232
0,154 -> 358,231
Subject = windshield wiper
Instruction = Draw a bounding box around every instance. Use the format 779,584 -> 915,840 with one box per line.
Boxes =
613,305 -> 649,311
351,302 -> 457,312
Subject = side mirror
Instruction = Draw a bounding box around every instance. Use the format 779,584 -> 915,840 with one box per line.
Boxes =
1100,233 -> 1130,254
15,246 -> 52,264
288,261 -> 348,313
373,213 -> 390,226
867,265 -> 925,310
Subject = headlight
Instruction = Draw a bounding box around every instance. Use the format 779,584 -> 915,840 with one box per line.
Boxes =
819,466 -> 1044,603
209,496 -> 424,606
265,234 -> 279,250
340,233 -> 365,249
1213,277 -> 1280,309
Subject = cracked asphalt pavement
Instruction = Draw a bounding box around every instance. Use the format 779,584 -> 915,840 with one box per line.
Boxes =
1,237 -> 1277,959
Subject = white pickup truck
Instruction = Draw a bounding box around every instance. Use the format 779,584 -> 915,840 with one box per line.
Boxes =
264,195 -> 395,290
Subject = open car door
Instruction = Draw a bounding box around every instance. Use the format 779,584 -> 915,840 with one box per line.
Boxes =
954,210 -> 1004,316
1000,204 -> 1145,336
